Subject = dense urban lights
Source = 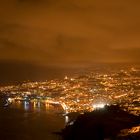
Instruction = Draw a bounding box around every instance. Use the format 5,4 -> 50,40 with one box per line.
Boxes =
0,67 -> 140,116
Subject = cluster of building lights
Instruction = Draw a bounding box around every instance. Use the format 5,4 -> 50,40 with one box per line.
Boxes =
0,67 -> 139,116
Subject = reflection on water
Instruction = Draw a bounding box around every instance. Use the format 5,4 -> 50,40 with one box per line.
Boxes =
0,99 -> 65,140
9,99 -> 65,113
24,101 -> 30,111
65,116 -> 69,124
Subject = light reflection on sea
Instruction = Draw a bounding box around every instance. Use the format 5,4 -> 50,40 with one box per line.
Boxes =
0,100 -> 65,140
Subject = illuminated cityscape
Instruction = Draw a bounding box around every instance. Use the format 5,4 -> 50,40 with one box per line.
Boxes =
1,0 -> 140,139
0,67 -> 140,115
0,67 -> 140,138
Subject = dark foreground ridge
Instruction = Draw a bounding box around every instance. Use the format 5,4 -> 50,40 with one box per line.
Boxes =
61,105 -> 140,140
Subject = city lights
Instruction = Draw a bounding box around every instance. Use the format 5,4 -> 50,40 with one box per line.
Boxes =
93,103 -> 105,109
0,67 -> 140,115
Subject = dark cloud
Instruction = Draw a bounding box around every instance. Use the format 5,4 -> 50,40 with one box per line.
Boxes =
0,0 -> 140,67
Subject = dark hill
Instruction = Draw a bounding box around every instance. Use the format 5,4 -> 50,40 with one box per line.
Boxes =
61,105 -> 140,140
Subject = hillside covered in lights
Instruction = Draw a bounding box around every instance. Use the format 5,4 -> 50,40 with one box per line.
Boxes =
0,67 -> 140,116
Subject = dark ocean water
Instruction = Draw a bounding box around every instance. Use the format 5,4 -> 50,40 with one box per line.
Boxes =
0,103 -> 65,140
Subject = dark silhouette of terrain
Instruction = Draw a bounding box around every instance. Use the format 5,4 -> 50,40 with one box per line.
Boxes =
61,105 -> 140,140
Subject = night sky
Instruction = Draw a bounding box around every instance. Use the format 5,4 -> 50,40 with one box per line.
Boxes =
0,0 -> 140,84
